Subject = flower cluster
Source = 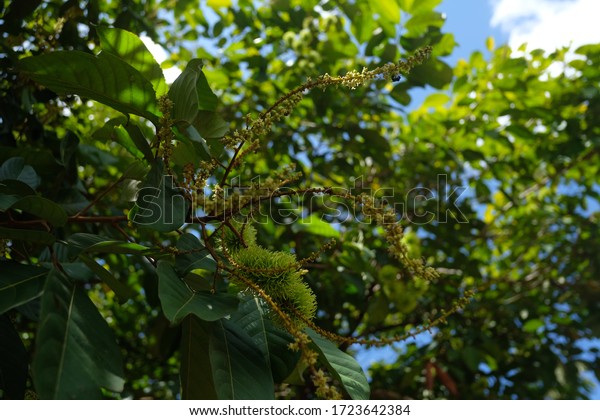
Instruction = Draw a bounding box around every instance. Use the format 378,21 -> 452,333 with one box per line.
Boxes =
355,193 -> 440,282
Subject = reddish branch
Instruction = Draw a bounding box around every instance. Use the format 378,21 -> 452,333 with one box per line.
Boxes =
0,186 -> 335,228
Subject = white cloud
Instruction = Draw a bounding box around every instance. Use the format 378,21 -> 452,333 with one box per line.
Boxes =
140,35 -> 182,84
490,0 -> 600,52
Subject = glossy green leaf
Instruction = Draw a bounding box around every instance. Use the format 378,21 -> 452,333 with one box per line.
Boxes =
0,226 -> 55,245
292,214 -> 340,238
67,233 -> 153,257
19,51 -> 159,124
209,319 -> 275,399
79,254 -> 136,301
122,159 -> 150,180
124,123 -> 154,162
32,270 -> 124,398
157,261 -> 238,324
194,111 -> 229,139
10,195 -> 68,226
0,193 -> 20,211
84,240 -> 151,255
0,157 -> 40,190
0,261 -> 48,314
168,59 -> 219,159
195,68 -> 218,112
230,296 -> 300,383
113,124 -> 145,159
97,26 -> 167,97
0,314 -> 28,399
168,60 -> 199,121
180,316 -> 218,399
175,233 -> 210,275
67,233 -> 112,255
128,160 -> 190,232
306,328 -> 370,400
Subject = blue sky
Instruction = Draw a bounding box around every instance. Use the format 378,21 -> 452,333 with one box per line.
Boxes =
443,0 -> 599,62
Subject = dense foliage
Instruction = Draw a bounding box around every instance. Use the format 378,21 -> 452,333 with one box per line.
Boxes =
1,0 -> 599,400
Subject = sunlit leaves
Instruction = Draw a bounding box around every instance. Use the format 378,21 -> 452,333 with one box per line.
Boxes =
97,26 -> 168,97
19,51 -> 160,124
168,59 -> 225,160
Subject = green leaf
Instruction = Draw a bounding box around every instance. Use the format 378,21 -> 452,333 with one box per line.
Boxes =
122,159 -> 150,180
0,226 -> 55,245
84,240 -> 151,255
79,254 -> 136,301
405,11 -> 445,36
67,233 -> 153,257
10,195 -> 68,226
0,157 -> 40,190
209,319 -> 275,399
408,0 -> 443,13
408,58 -> 453,89
97,26 -> 167,97
19,51 -> 159,124
195,68 -> 218,112
180,316 -> 218,399
423,92 -> 450,109
0,193 -> 20,211
128,160 -> 190,232
506,125 -> 536,142
32,270 -> 124,398
168,59 -> 220,159
124,123 -> 154,162
292,214 -> 340,239
230,296 -> 300,383
169,59 -> 216,120
0,179 -> 36,200
369,1 -> 400,36
306,328 -> 370,400
0,314 -> 28,399
175,233 -> 210,275
157,261 -> 238,324
523,319 -> 545,333
67,233 -> 112,255
0,261 -> 48,314
113,124 -> 145,159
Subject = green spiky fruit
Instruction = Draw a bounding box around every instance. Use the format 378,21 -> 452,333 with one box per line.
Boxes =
279,280 -> 317,323
220,221 -> 257,253
230,240 -> 316,325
